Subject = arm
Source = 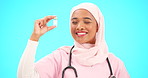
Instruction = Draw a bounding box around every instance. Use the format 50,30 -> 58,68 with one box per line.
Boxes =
17,16 -> 57,78
17,40 -> 40,78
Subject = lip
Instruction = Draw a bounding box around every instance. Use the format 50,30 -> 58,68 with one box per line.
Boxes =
75,31 -> 88,37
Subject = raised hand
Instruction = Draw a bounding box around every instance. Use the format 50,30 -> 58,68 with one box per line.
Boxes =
30,16 -> 56,41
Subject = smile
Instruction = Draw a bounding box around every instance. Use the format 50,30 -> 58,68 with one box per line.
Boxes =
76,31 -> 88,37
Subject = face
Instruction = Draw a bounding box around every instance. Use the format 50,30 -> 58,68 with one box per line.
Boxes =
71,9 -> 98,44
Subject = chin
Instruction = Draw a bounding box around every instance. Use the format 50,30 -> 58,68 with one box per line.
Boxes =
75,39 -> 86,44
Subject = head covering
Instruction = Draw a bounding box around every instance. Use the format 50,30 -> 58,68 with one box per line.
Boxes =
69,3 -> 109,66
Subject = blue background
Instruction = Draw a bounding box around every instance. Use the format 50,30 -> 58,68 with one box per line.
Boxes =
0,0 -> 148,78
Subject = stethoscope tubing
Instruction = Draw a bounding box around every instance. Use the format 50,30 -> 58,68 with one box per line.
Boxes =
62,45 -> 116,78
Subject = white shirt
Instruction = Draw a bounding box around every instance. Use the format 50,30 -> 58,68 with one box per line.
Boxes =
17,40 -> 40,78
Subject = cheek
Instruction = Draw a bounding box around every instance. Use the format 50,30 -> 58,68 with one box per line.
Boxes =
70,25 -> 76,34
87,25 -> 97,36
87,24 -> 97,32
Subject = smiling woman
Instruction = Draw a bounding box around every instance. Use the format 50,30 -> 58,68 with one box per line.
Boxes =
17,3 -> 130,78
71,9 -> 98,44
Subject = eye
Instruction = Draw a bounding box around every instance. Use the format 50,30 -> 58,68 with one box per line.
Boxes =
72,21 -> 78,25
84,21 -> 91,24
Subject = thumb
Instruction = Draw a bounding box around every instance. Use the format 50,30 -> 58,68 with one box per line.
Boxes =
47,26 -> 56,31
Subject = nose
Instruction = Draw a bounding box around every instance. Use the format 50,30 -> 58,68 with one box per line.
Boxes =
76,22 -> 85,31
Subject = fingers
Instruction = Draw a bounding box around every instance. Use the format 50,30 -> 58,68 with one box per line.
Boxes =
34,19 -> 41,29
39,26 -> 56,36
35,16 -> 56,28
44,16 -> 56,23
47,26 -> 56,31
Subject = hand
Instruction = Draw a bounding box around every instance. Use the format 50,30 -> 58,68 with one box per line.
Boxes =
30,16 -> 56,41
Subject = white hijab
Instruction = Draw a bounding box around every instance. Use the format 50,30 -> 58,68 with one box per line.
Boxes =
69,3 -> 109,66
34,3 -> 111,78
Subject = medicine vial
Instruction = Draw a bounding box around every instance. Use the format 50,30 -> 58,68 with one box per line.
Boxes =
53,17 -> 57,26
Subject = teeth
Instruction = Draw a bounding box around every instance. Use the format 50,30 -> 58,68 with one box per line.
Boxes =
77,33 -> 86,35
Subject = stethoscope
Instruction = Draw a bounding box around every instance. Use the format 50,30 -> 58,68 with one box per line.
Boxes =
62,45 -> 116,78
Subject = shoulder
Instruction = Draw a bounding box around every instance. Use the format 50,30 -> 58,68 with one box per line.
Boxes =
108,53 -> 124,71
35,46 -> 71,64
108,53 -> 123,64
108,53 -> 129,77
108,53 -> 125,68
34,46 -> 71,74
41,46 -> 73,63
51,46 -> 72,57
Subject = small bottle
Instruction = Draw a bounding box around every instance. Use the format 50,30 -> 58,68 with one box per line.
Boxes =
53,17 -> 57,26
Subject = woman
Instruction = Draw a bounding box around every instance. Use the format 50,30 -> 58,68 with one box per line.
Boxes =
17,3 -> 130,78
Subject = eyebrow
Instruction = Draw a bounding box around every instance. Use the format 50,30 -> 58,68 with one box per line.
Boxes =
83,17 -> 92,20
71,17 -> 78,20
71,17 -> 92,20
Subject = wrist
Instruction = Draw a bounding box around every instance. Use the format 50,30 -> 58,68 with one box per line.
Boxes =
30,34 -> 40,41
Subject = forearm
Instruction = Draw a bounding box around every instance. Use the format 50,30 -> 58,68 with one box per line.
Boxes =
17,40 -> 39,78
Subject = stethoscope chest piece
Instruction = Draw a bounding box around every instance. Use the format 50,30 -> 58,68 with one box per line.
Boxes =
109,75 -> 116,78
